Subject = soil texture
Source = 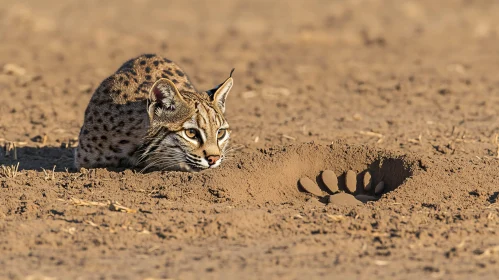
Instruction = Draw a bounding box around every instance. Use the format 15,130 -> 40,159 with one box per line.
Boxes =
1,0 -> 499,279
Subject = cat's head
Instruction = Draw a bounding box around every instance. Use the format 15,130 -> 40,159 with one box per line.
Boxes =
140,74 -> 233,172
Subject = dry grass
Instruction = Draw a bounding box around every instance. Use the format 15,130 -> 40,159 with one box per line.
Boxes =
2,141 -> 18,160
0,162 -> 20,178
494,134 -> 499,158
41,165 -> 56,181
359,130 -> 384,144
69,197 -> 137,213
108,201 -> 137,213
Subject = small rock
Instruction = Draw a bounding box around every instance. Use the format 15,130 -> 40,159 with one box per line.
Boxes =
345,170 -> 357,193
363,172 -> 372,191
352,113 -> 362,121
31,134 -> 47,145
355,194 -> 378,203
321,170 -> 338,193
375,181 -> 385,195
299,177 -> 322,196
78,84 -> 93,93
17,74 -> 40,87
242,90 -> 257,99
3,64 -> 26,76
328,192 -> 362,206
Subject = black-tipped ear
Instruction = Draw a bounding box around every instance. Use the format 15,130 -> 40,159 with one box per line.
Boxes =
148,78 -> 185,121
212,76 -> 233,113
206,68 -> 235,100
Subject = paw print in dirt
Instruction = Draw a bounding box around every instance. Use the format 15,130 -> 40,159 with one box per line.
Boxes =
298,169 -> 386,205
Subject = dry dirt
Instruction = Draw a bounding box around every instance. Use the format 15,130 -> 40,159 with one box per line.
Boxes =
1,0 -> 499,279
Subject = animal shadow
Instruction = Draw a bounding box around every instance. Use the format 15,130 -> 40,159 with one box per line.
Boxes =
0,146 -> 76,172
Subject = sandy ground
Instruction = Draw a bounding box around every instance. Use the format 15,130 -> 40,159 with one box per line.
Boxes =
1,0 -> 499,279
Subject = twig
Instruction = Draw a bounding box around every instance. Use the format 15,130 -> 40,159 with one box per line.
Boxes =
494,134 -> 499,159
70,197 -> 106,207
359,130 -> 384,143
69,197 -> 137,213
326,214 -> 346,222
109,201 -> 137,213
359,131 -> 384,138
408,134 -> 422,145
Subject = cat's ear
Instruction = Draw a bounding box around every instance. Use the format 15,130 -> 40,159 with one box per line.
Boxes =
148,78 -> 186,122
206,69 -> 234,113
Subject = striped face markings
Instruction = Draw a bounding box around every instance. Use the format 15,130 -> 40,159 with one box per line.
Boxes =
165,99 -> 230,170
180,101 -> 228,146
142,72 -> 233,171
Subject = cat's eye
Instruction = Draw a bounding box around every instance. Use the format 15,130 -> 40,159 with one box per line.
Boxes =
185,129 -> 198,139
217,129 -> 227,139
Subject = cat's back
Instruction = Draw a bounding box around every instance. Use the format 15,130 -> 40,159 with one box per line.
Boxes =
90,54 -> 196,105
76,54 -> 196,168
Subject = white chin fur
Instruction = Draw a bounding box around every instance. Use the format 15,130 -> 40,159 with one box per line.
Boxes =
209,159 -> 222,169
197,158 -> 211,169
196,158 -> 222,169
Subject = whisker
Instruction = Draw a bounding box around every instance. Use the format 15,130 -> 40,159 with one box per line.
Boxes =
139,151 -> 186,172
141,159 -> 183,173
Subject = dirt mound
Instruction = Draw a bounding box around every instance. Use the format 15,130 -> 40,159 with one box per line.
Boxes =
0,142 -> 418,218
204,142 -> 418,205
0,141 -> 431,248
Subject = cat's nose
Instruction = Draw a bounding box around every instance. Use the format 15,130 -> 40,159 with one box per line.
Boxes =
206,155 -> 220,165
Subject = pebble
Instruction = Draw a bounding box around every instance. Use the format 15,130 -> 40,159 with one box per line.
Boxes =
355,194 -> 378,203
321,170 -> 338,193
299,177 -> 322,196
3,63 -> 27,76
345,170 -> 357,193
363,172 -> 372,191
328,192 -> 362,206
374,181 -> 385,195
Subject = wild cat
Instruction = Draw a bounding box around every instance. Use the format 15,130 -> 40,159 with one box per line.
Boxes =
75,54 -> 234,172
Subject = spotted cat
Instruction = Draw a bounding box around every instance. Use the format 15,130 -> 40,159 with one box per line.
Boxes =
75,54 -> 234,172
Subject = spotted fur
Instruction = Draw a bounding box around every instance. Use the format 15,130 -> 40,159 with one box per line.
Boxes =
75,54 -> 234,172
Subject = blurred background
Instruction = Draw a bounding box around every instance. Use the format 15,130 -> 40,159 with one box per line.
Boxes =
2,0 -> 499,168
